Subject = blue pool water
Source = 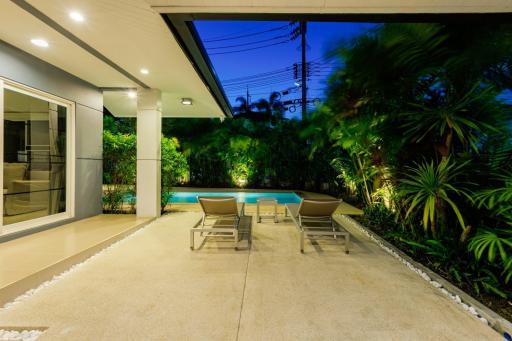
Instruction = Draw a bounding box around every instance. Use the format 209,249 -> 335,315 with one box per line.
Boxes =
170,191 -> 301,204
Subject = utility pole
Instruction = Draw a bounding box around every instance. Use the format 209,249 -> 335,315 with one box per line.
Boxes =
300,21 -> 307,120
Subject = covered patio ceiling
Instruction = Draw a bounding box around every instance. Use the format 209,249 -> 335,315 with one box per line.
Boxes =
1,0 -> 511,119
0,0 -> 227,118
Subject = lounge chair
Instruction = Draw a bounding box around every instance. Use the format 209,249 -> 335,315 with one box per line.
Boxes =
286,199 -> 350,254
190,196 -> 246,250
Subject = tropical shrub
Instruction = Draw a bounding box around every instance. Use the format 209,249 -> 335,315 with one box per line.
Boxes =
360,203 -> 402,236
161,136 -> 189,213
398,158 -> 472,240
312,22 -> 512,313
103,119 -> 188,214
469,228 -> 512,284
103,130 -> 136,213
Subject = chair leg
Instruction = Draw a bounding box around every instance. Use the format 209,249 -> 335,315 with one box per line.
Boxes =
234,230 -> 239,250
190,230 -> 195,250
345,233 -> 350,254
200,215 -> 206,236
300,230 -> 304,253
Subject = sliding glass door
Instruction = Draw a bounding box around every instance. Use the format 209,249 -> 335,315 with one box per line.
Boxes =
1,79 -> 74,234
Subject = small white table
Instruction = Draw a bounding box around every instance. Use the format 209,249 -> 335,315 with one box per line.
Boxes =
256,198 -> 278,223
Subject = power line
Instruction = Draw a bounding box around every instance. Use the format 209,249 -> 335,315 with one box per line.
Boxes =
223,69 -> 292,84
310,55 -> 336,63
222,65 -> 330,85
224,75 -> 328,91
222,67 -> 292,83
209,40 -> 291,56
224,73 -> 294,85
221,62 -> 334,84
206,34 -> 291,50
224,75 -> 295,85
225,79 -> 298,90
227,91 -> 277,97
201,23 -> 281,41
225,81 -> 296,91
203,23 -> 291,43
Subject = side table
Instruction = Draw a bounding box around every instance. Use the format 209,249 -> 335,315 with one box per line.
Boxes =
256,198 -> 278,223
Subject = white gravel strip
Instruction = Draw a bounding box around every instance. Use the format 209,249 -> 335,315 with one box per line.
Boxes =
0,219 -> 155,312
0,329 -> 44,341
337,215 -> 490,326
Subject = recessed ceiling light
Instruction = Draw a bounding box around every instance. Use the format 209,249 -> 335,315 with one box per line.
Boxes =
128,91 -> 137,99
69,11 -> 85,22
181,98 -> 193,105
140,68 -> 149,75
30,39 -> 49,48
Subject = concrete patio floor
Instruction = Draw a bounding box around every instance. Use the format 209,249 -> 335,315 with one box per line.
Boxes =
0,212 -> 499,340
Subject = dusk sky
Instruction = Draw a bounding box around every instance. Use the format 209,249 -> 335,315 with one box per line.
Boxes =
194,21 -> 377,119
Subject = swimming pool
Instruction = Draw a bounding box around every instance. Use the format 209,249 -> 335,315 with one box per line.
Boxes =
170,191 -> 301,204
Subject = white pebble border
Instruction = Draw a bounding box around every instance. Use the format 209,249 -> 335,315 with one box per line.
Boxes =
0,329 -> 43,341
336,215 -> 491,326
0,219 -> 156,340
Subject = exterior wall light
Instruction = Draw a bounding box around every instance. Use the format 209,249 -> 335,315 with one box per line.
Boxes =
181,98 -> 193,105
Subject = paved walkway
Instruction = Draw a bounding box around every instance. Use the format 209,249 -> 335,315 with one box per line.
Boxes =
0,212 -> 499,340
0,215 -> 151,307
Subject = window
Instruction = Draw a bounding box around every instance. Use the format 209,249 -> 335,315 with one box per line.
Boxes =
1,80 -> 74,234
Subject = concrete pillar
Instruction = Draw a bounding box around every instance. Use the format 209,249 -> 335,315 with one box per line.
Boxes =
136,89 -> 161,218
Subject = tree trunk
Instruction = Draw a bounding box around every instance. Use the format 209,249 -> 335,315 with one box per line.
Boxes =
459,225 -> 472,243
357,155 -> 372,206
439,128 -> 454,160
431,217 -> 438,239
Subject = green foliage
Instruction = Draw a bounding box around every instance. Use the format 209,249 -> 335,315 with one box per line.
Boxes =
102,189 -> 125,213
398,158 -> 472,239
317,23 -> 512,303
361,203 -> 402,235
400,237 -> 510,298
102,130 -> 136,213
400,238 -> 459,270
469,229 -> 512,265
161,136 -> 189,213
401,84 -> 501,157
160,191 -> 175,214
469,229 -> 512,283
102,129 -> 188,214
163,116 -> 335,191
475,170 -> 512,218
224,135 -> 255,187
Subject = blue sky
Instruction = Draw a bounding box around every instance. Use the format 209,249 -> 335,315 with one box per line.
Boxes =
194,21 -> 376,119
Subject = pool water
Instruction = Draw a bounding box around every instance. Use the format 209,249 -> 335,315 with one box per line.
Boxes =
170,191 -> 301,204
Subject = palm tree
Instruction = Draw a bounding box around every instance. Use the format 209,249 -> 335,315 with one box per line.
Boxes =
233,96 -> 252,117
401,82 -> 503,159
233,91 -> 285,124
399,158 -> 472,240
